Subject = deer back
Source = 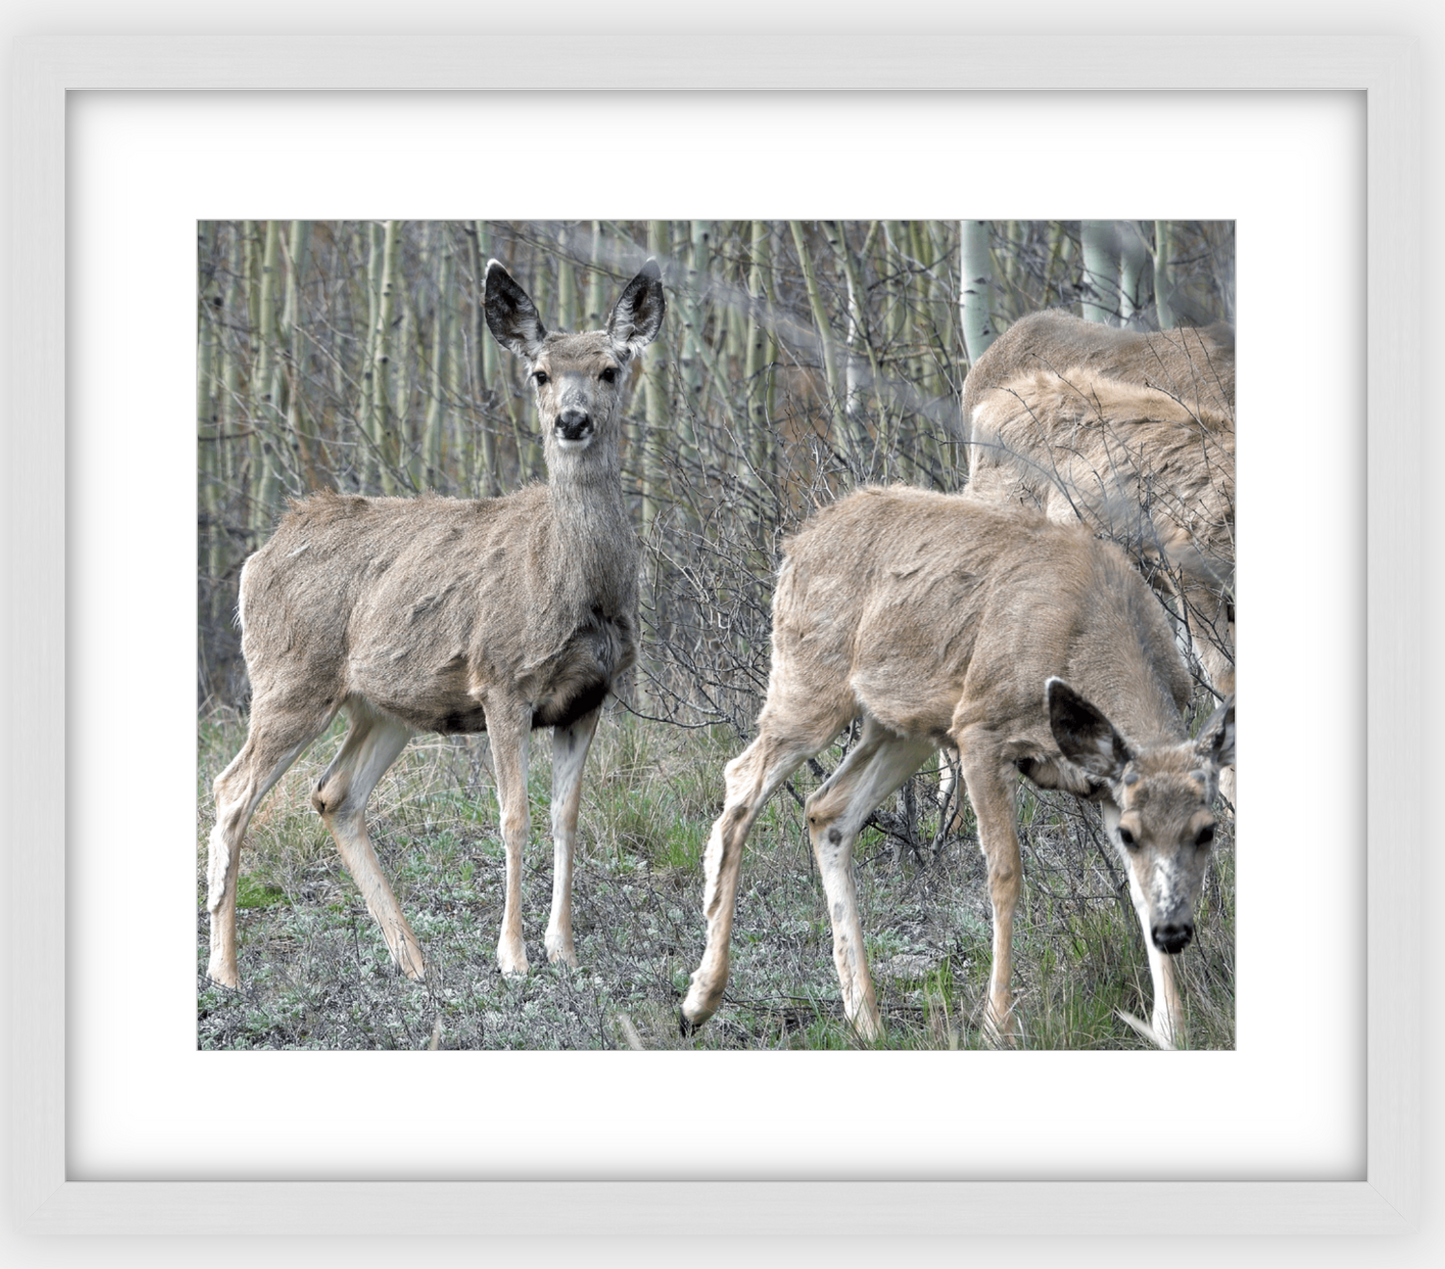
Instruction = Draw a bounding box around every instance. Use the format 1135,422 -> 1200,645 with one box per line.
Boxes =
962,309 -> 1235,434
771,486 -> 1193,779
237,488 -> 634,732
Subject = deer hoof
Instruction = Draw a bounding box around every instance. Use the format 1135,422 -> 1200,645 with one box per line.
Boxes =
497,945 -> 529,977
206,965 -> 240,990
544,938 -> 578,968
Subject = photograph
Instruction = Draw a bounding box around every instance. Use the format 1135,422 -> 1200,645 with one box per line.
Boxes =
195,218 -> 1237,1053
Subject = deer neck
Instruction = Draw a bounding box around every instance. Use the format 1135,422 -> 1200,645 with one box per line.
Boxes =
543,451 -> 635,606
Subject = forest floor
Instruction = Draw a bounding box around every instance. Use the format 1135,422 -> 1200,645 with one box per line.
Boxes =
196,703 -> 1235,1052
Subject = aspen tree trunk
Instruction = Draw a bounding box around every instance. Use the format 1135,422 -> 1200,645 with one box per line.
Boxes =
743,219 -> 776,486
422,223 -> 451,490
556,225 -> 577,328
283,220 -> 323,491
250,220 -> 282,534
1153,220 -> 1177,329
641,219 -> 671,535
356,223 -> 382,490
197,223 -> 222,640
789,220 -> 845,458
1119,222 -> 1150,328
372,219 -> 401,494
959,219 -> 996,366
392,272 -> 415,488
586,221 -> 606,325
836,223 -> 866,416
1080,219 -> 1120,323
197,224 -> 217,433
243,220 -> 261,339
515,244 -> 547,481
1003,220 -> 1023,299
220,226 -> 243,497
880,222 -> 917,457
680,219 -> 709,467
470,221 -> 500,495
834,221 -> 888,476
906,221 -> 939,402
238,221 -> 259,529
1041,220 -> 1069,305
924,220 -> 960,477
443,227 -> 469,493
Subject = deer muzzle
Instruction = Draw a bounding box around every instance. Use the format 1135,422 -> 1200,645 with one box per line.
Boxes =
1151,920 -> 1194,955
556,408 -> 593,444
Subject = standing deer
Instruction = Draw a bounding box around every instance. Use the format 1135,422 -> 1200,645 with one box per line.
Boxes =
963,310 -> 1236,703
205,259 -> 665,988
681,487 -> 1234,1048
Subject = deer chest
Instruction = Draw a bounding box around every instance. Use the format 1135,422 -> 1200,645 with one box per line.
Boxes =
528,608 -> 634,730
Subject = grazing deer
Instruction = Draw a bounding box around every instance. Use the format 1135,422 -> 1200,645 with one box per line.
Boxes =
205,259 -> 665,988
963,310 -> 1236,702
681,487 -> 1234,1048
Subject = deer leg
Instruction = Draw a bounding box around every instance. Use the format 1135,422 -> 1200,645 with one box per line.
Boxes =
803,718 -> 935,1042
312,704 -> 423,979
486,701 -> 533,976
545,705 -> 601,967
954,732 -> 1022,1044
206,699 -> 337,988
681,727 -> 828,1031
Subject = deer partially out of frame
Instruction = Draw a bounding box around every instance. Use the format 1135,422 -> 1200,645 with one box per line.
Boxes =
963,310 -> 1236,702
680,487 -> 1234,1048
205,260 -> 665,988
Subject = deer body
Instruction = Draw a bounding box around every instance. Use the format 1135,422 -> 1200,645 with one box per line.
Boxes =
963,310 -> 1236,702
206,260 -> 665,988
681,486 -> 1233,1047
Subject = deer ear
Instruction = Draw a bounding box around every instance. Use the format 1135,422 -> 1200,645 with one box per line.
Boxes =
607,258 -> 666,359
1047,677 -> 1132,782
1195,695 -> 1235,769
484,260 -> 547,360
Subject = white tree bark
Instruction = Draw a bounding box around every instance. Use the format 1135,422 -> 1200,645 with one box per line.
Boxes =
1080,219 -> 1120,324
959,219 -> 995,365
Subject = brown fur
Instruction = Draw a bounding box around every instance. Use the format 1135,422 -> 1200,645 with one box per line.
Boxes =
961,309 -> 1234,429
206,260 -> 665,988
680,486 -> 1234,1047
964,311 -> 1235,706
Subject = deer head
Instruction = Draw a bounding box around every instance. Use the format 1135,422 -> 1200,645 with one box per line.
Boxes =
1048,676 -> 1235,955
484,258 -> 664,468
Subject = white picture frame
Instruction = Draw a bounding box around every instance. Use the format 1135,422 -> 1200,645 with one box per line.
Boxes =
3,31 -> 1419,1244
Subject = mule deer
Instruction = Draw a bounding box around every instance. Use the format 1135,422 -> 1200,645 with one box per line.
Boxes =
205,259 -> 665,988
963,310 -> 1236,702
680,487 -> 1234,1048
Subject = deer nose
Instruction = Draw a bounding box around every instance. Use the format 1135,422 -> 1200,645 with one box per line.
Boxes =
557,408 -> 591,440
1151,921 -> 1194,955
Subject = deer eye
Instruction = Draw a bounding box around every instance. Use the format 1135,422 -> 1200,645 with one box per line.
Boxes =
1195,824 -> 1215,849
533,370 -> 549,386
1117,825 -> 1137,850
599,366 -> 618,384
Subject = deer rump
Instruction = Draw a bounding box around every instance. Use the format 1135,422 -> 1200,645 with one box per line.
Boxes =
240,487 -> 632,737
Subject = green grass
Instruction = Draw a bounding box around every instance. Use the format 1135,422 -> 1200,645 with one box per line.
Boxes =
196,704 -> 1235,1052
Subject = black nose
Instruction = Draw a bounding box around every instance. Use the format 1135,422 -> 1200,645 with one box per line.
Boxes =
557,408 -> 591,440
1152,922 -> 1194,954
